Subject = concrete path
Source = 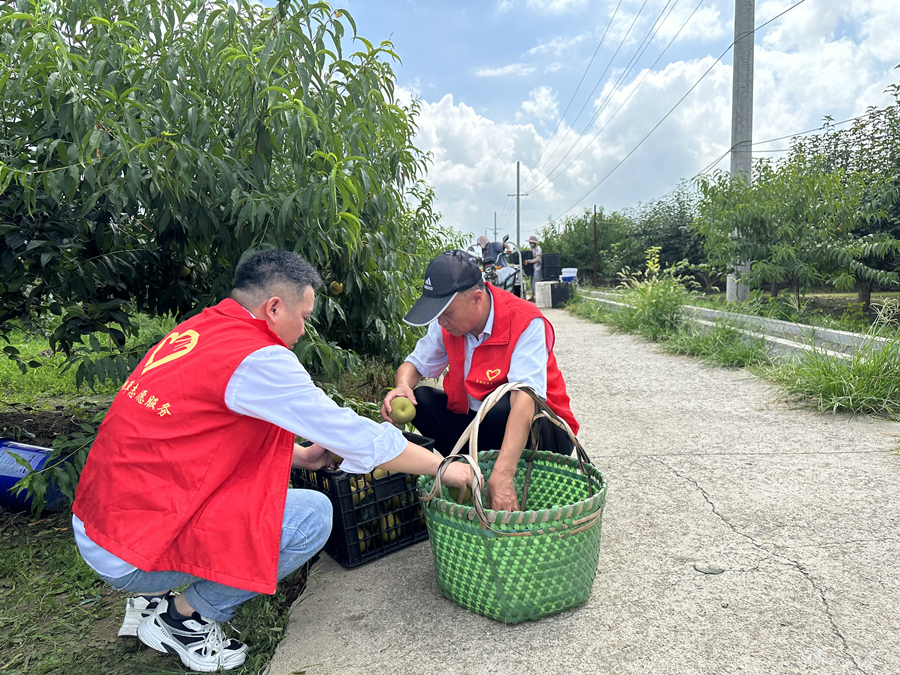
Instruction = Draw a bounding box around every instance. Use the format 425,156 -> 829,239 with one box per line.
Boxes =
268,309 -> 900,675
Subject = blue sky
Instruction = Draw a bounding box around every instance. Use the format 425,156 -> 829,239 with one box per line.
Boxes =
322,1 -> 900,241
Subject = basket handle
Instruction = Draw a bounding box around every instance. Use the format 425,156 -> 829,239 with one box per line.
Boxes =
420,382 -> 598,525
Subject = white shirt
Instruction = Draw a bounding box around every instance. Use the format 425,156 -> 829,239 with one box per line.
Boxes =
405,297 -> 549,411
74,342 -> 407,578
531,244 -> 543,271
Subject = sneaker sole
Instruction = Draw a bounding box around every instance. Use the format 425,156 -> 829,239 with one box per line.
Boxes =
117,616 -> 143,638
137,616 -> 247,672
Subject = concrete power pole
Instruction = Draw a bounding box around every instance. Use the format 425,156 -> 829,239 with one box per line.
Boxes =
508,160 -> 528,266
726,0 -> 754,303
494,212 -> 498,240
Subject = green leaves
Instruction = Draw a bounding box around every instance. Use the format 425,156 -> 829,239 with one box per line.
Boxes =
694,89 -> 900,307
0,0 -> 456,377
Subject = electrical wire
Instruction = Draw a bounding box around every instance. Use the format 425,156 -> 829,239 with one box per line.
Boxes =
693,109 -> 883,179
521,0 -> 652,191
527,0 -> 700,195
551,0 -> 810,220
520,0 -> 625,187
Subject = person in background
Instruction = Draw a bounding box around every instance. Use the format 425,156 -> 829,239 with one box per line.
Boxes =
71,249 -> 471,672
476,235 -> 509,267
526,235 -> 542,302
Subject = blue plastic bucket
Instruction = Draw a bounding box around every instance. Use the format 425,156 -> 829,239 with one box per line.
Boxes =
0,438 -> 66,511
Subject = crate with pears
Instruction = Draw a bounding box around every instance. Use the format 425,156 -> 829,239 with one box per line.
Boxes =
290,431 -> 433,568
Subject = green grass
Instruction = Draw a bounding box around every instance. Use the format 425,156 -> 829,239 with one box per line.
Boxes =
566,296 -> 614,324
0,508 -> 311,675
762,334 -> 900,420
567,292 -> 900,419
0,330 -> 120,402
687,291 -> 888,335
1,313 -> 178,406
663,322 -> 773,369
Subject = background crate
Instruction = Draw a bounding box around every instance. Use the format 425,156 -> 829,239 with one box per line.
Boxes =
291,431 -> 433,568
535,281 -> 574,309
541,252 -> 561,281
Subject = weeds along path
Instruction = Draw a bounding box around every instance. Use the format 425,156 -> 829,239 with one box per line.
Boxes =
550,308 -> 900,675
271,309 -> 900,675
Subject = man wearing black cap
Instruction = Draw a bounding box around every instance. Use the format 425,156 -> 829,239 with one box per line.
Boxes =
380,250 -> 580,512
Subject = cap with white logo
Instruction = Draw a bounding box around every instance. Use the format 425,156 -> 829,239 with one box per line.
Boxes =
403,250 -> 482,326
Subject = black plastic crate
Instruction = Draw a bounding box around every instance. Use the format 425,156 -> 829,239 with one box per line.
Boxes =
291,431 -> 432,568
513,251 -> 534,277
541,252 -> 561,281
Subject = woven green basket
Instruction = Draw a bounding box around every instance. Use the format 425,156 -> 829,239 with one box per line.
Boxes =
417,383 -> 607,624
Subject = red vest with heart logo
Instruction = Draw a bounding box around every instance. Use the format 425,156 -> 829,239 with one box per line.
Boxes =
73,299 -> 293,594
442,285 -> 579,435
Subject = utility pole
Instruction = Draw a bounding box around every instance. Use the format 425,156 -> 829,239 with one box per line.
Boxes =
494,212 -> 498,240
726,0 -> 754,303
508,161 -> 528,294
593,205 -> 598,288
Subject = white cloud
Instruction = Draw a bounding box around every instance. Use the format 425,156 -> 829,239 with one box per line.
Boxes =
473,63 -> 537,78
496,0 -> 588,15
526,33 -> 587,56
403,0 -> 900,236
521,86 -> 560,121
653,4 -> 726,45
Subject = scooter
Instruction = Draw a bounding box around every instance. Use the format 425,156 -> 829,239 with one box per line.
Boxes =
469,235 -> 524,298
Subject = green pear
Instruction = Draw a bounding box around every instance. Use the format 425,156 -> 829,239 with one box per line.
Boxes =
447,485 -> 472,504
390,396 -> 416,425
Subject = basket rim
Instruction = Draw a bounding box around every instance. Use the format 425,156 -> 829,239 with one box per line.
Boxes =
417,449 -> 607,527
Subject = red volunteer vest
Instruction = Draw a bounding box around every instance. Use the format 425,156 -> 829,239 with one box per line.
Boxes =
73,299 -> 294,594
442,284 -> 580,435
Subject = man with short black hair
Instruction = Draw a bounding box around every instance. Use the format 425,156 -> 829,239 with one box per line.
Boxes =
72,249 -> 471,672
381,250 -> 578,513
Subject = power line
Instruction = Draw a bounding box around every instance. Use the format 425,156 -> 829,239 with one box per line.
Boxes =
495,194 -> 515,232
693,109 -> 883,179
551,0 -> 810,221
524,0 -> 683,193
527,0 -> 702,195
521,0 -> 652,191
520,0 -> 624,185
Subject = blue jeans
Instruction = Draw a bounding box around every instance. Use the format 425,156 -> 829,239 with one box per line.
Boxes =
99,489 -> 332,621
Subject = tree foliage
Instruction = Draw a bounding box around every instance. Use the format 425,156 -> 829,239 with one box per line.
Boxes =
539,181 -> 705,286
538,208 -> 630,282
0,0 -> 459,386
693,76 -> 900,307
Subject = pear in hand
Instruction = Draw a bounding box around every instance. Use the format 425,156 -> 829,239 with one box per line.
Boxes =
390,396 -> 416,425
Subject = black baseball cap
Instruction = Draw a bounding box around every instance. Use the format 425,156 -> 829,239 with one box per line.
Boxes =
403,250 -> 482,326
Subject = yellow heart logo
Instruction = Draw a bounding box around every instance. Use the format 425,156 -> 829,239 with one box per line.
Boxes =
141,330 -> 200,375
486,368 -> 501,381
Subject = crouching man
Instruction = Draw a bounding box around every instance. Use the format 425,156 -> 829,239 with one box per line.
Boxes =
72,249 -> 470,672
381,249 -> 578,513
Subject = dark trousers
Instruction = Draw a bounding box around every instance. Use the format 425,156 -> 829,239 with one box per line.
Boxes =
411,385 -> 574,457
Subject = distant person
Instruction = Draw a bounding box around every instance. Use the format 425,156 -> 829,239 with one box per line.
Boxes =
476,235 -> 509,267
71,249 -> 471,672
381,249 -> 579,513
526,235 -> 543,301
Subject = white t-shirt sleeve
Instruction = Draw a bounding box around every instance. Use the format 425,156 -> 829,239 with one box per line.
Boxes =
404,321 -> 449,379
224,346 -> 407,474
507,317 -> 549,400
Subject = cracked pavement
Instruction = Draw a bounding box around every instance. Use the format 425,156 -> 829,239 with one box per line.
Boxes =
269,309 -> 900,675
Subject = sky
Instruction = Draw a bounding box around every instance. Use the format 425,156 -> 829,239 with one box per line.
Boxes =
331,0 -> 899,242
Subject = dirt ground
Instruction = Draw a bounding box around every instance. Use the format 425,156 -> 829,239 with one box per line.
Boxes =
0,401 -> 105,448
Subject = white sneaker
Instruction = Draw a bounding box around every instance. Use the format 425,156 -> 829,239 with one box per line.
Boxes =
117,593 -> 171,637
136,596 -> 248,672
